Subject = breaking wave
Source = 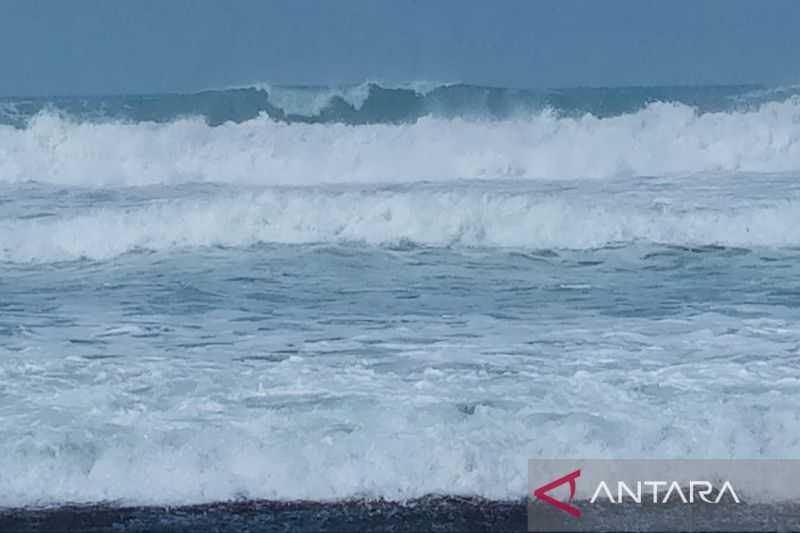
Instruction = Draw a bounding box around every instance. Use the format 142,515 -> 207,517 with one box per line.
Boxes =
1,97 -> 800,187
4,82 -> 798,127
3,188 -> 800,262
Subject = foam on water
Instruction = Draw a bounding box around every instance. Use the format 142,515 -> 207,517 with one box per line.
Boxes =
4,186 -> 800,263
3,84 -> 800,510
1,308 -> 799,507
1,99 -> 800,187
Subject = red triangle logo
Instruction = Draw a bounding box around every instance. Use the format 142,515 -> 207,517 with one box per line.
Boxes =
532,468 -> 582,518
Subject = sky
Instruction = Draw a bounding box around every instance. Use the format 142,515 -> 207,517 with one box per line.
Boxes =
2,0 -> 799,96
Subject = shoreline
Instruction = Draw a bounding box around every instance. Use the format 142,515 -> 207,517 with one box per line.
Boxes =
0,496 -> 526,533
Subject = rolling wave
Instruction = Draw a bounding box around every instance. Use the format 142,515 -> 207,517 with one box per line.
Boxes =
1,98 -> 800,188
2,82 -> 794,128
3,188 -> 800,262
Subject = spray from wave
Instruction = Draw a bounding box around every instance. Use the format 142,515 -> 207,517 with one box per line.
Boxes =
1,97 -> 800,187
2,82 -> 791,127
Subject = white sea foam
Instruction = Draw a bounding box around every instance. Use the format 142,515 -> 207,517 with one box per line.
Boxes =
2,188 -> 800,262
1,310 -> 798,506
1,99 -> 800,187
3,92 -> 800,510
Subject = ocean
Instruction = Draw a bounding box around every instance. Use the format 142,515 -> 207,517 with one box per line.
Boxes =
1,82 -> 800,531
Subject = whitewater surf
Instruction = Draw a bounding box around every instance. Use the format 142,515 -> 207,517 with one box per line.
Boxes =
2,83 -> 800,531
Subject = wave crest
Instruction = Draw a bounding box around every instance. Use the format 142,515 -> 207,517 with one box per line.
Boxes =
1,98 -> 800,188
4,83 -> 795,128
3,189 -> 800,262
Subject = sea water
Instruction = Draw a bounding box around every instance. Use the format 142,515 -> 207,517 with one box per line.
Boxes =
1,83 -> 800,509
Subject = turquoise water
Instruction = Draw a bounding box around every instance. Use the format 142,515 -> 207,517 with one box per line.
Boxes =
1,85 -> 800,507
1,83 -> 796,127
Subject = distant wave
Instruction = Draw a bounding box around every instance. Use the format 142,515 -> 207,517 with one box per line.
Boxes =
1,97 -> 800,187
4,188 -> 800,262
2,82 -> 799,129
243,80 -> 453,117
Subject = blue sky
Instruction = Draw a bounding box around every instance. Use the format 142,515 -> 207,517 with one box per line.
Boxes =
2,0 -> 799,96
